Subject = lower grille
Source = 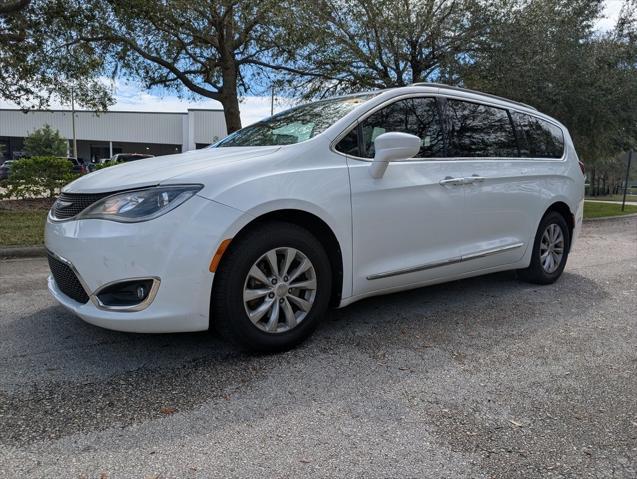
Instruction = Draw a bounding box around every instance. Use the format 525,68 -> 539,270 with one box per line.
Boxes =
47,253 -> 90,304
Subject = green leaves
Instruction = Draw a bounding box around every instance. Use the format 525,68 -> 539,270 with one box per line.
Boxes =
1,156 -> 76,199
461,0 -> 637,170
23,124 -> 67,158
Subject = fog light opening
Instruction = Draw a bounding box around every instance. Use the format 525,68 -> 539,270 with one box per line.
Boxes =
96,279 -> 156,308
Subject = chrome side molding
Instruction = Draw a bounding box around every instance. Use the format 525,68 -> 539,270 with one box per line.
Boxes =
462,242 -> 524,261
367,256 -> 463,280
367,242 -> 524,280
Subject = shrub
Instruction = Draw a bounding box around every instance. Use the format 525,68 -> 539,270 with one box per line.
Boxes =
23,124 -> 68,157
1,156 -> 77,199
92,160 -> 118,170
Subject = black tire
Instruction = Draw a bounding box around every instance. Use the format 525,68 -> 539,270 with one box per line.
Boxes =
211,221 -> 332,352
518,211 -> 571,285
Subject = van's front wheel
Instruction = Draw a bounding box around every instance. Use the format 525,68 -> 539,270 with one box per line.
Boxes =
518,211 -> 571,285
211,222 -> 332,352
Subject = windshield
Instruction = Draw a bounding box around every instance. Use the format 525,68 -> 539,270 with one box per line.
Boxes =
215,94 -> 377,147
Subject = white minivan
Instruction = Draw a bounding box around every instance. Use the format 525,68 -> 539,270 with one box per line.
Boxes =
46,83 -> 585,351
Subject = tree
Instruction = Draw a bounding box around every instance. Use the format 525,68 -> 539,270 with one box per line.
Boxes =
460,0 -> 637,186
278,0 -> 493,97
0,0 -> 113,110
64,0 -> 321,132
23,124 -> 68,157
0,0 -> 29,15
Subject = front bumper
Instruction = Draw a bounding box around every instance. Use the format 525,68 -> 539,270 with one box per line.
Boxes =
45,194 -> 244,333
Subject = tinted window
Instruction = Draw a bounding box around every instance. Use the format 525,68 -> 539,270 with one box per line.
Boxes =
335,127 -> 360,156
445,100 -> 518,158
353,97 -> 444,159
511,112 -> 564,158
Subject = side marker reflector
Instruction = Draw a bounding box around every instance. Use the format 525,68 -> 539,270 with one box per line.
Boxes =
209,239 -> 232,272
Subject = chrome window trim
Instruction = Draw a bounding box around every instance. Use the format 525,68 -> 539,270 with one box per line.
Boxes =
48,250 -> 161,312
410,82 -> 538,111
367,242 -> 524,280
330,91 -> 567,163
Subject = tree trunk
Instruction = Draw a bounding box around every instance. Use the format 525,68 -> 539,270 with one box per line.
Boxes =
220,90 -> 242,133
217,12 -> 242,134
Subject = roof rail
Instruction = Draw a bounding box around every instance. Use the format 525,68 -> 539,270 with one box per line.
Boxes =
410,82 -> 538,111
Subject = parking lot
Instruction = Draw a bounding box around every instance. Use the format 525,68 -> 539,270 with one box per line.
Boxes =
0,217 -> 635,478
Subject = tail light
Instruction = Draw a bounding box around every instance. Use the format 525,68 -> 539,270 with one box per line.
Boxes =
578,161 -> 585,175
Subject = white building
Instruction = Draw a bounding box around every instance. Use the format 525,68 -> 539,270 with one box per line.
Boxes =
0,108 -> 227,162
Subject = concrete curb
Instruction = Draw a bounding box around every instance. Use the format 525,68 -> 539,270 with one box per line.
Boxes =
583,213 -> 637,223
0,245 -> 46,259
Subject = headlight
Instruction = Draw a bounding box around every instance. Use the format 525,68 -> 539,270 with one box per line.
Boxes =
77,185 -> 203,223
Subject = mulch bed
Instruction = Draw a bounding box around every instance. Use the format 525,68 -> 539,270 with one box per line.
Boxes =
0,198 -> 55,212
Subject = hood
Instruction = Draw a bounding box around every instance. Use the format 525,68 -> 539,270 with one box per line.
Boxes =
63,146 -> 280,193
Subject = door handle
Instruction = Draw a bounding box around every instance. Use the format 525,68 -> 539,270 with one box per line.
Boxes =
439,176 -> 465,186
464,175 -> 486,184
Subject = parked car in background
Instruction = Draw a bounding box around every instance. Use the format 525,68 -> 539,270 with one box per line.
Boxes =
57,157 -> 88,175
46,83 -> 585,352
108,153 -> 154,163
0,160 -> 15,180
88,153 -> 155,172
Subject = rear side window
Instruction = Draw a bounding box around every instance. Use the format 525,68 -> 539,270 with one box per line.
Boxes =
511,112 -> 564,158
336,97 -> 444,159
444,100 -> 518,158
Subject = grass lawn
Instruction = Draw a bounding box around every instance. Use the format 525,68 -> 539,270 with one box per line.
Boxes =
0,198 -> 53,247
585,194 -> 637,202
0,209 -> 48,246
584,201 -> 637,219
0,199 -> 635,248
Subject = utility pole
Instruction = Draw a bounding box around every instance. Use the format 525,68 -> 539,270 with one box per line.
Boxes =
270,83 -> 275,116
71,87 -> 78,159
622,150 -> 633,212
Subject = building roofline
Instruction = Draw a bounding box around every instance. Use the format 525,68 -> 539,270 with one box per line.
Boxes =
0,108 -> 223,115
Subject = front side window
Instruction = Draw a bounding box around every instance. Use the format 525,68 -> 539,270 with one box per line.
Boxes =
511,112 -> 564,158
215,94 -> 376,147
353,97 -> 444,159
445,100 -> 519,158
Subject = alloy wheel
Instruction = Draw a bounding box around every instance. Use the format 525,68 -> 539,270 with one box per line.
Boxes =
540,223 -> 565,274
243,247 -> 317,333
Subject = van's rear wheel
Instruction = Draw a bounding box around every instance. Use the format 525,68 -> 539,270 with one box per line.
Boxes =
211,222 -> 331,352
518,211 -> 570,284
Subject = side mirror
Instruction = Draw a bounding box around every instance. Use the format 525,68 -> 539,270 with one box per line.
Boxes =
370,132 -> 421,178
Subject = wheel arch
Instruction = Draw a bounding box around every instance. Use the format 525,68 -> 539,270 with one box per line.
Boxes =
544,201 -> 575,250
213,208 -> 344,309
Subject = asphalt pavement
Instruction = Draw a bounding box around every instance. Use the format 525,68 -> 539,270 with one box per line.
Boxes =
0,217 -> 635,478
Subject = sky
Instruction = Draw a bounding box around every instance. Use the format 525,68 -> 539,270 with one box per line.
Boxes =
0,1 -> 627,127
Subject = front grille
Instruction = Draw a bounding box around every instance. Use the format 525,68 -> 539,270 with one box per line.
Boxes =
52,192 -> 113,220
47,253 -> 90,304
